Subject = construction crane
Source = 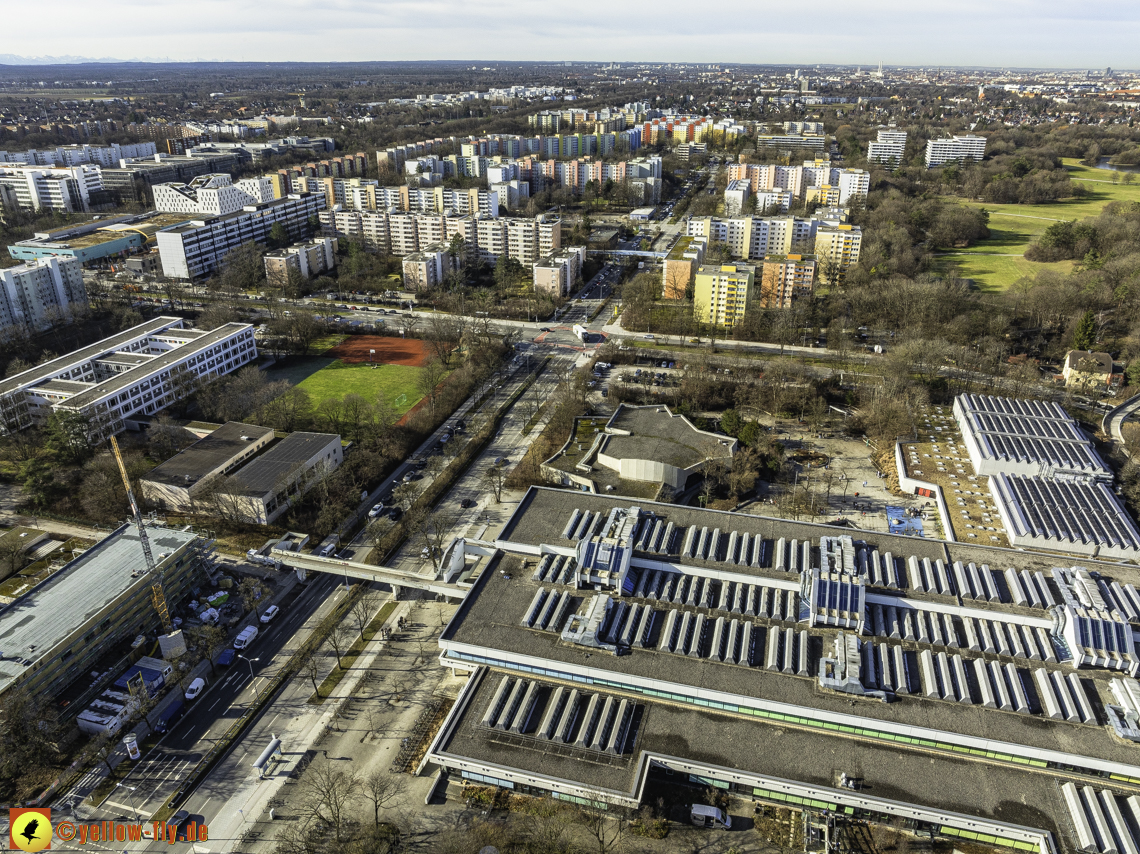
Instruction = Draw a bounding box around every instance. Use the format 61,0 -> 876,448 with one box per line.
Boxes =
110,435 -> 173,634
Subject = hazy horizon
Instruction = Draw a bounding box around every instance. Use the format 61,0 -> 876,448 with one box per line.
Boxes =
0,0 -> 1136,71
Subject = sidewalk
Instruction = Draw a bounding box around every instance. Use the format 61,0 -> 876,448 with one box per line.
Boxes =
199,595 -> 412,851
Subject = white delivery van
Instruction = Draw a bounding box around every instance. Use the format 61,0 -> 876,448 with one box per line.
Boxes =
233,625 -> 259,649
690,804 -> 731,829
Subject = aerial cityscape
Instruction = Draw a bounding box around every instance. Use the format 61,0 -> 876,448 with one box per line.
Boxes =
2,21 -> 1140,854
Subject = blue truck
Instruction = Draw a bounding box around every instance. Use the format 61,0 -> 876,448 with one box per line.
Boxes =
155,698 -> 185,734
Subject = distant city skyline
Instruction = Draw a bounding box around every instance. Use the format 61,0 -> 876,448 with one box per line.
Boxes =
0,0 -> 1136,70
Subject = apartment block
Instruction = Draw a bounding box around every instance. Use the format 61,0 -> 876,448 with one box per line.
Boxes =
925,135 -> 987,168
724,179 -> 751,217
814,225 -> 863,283
662,236 -> 707,300
687,213 -> 845,262
155,192 -> 325,279
403,245 -> 448,291
0,317 -> 256,437
532,247 -> 585,298
0,163 -> 104,212
0,256 -> 88,334
867,128 -> 908,166
264,236 -> 337,284
693,264 -> 756,328
759,254 -> 817,308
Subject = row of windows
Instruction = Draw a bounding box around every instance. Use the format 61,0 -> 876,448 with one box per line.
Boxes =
448,650 -> 1135,785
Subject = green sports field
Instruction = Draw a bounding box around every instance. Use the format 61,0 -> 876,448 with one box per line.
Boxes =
267,357 -> 426,414
936,158 -> 1140,291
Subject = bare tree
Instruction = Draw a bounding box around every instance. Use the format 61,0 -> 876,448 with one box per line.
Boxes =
481,462 -> 506,503
301,650 -> 324,699
362,770 -> 407,826
187,624 -> 228,675
576,809 -> 628,854
417,356 -> 449,416
327,623 -> 355,670
350,591 -> 380,640
298,758 -> 361,843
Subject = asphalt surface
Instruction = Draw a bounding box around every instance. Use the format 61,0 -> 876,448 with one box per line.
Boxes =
59,574 -> 342,833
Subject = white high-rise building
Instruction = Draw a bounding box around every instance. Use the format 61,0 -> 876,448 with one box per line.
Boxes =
834,169 -> 870,204
0,256 -> 88,335
153,174 -> 263,217
925,135 -> 987,168
0,163 -> 104,212
867,128 -> 907,166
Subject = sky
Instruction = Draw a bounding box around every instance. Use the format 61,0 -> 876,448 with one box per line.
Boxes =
3,0 -> 1139,70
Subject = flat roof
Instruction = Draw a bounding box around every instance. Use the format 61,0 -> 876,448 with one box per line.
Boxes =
225,432 -> 339,496
142,421 -> 275,488
61,322 -> 252,409
0,317 -> 181,398
436,665 -> 1069,842
0,523 -> 198,695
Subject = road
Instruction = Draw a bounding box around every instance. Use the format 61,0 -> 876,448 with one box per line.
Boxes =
56,575 -> 344,832
1104,390 -> 1140,443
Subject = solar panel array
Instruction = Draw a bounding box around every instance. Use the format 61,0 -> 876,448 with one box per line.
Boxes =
955,393 -> 1110,476
993,473 -> 1140,552
1061,782 -> 1140,854
481,674 -> 640,756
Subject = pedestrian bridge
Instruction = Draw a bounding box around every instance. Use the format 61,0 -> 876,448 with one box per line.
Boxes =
274,551 -> 468,599
587,248 -> 667,259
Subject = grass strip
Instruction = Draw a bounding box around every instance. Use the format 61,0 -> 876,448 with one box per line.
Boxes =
308,601 -> 398,703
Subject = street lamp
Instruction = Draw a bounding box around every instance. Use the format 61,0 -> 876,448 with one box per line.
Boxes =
237,655 -> 261,702
116,783 -> 139,823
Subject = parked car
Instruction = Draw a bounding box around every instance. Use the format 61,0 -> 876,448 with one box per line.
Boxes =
217,648 -> 236,666
260,605 -> 280,624
387,507 -> 403,521
460,498 -> 475,509
184,678 -> 206,701
368,503 -> 385,518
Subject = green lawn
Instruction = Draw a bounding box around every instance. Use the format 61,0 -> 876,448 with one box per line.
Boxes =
935,158 -> 1140,291
294,360 -> 426,413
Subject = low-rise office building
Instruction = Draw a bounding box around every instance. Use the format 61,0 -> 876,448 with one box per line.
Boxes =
0,316 -> 256,438
140,421 -> 276,511
212,431 -> 343,524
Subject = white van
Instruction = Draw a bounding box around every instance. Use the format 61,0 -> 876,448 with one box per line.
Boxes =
233,625 -> 259,649
690,804 -> 731,829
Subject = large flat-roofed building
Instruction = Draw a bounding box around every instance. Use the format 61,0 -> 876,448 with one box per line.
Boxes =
263,236 -> 337,285
661,235 -> 706,300
990,473 -> 1140,560
0,162 -> 104,212
0,317 -> 256,438
925,134 -> 987,168
542,404 -> 735,497
953,394 -> 1110,480
532,247 -> 585,298
6,212 -> 194,265
140,421 -> 276,511
0,522 -> 212,706
758,254 -> 816,308
155,192 -> 325,280
212,431 -> 343,524
0,256 -> 88,334
426,488 -> 1140,853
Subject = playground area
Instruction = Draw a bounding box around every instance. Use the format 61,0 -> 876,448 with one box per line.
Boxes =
326,335 -> 432,367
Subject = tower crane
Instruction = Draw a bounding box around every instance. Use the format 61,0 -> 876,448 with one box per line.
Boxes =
110,435 -> 173,634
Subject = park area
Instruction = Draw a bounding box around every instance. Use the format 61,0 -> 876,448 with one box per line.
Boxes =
266,335 -> 433,415
937,158 -> 1140,291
